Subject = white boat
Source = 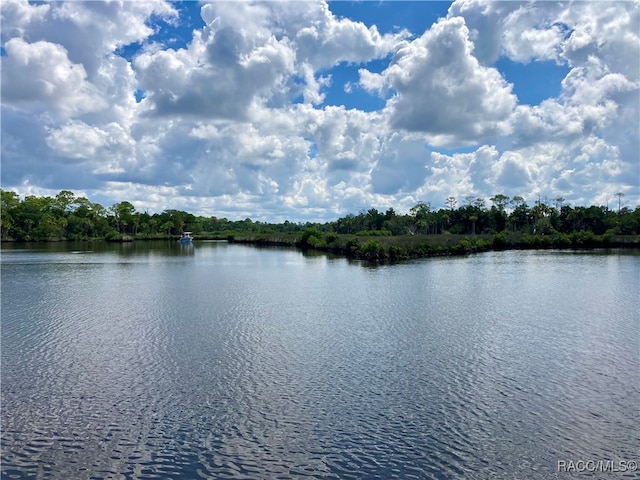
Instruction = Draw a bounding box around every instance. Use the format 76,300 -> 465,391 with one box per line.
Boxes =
179,231 -> 193,244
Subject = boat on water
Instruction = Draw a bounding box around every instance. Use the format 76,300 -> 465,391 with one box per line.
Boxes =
179,232 -> 193,244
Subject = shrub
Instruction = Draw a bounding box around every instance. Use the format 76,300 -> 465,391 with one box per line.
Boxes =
387,245 -> 404,260
299,228 -> 324,247
552,233 -> 572,248
306,235 -> 326,248
324,232 -> 339,244
361,239 -> 386,260
346,237 -> 361,255
416,242 -> 432,255
492,232 -> 509,249
570,230 -> 595,247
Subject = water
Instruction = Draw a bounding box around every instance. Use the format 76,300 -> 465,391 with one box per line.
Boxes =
2,242 -> 639,480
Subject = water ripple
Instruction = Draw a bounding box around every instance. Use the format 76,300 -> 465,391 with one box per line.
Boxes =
2,248 -> 639,479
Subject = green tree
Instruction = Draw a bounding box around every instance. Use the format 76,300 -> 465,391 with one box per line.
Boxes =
18,195 -> 55,239
366,208 -> 384,231
52,190 -> 76,216
615,206 -> 640,234
109,201 -> 137,235
409,201 -> 430,234
1,190 -> 20,239
490,194 -> 510,211
508,197 -> 529,233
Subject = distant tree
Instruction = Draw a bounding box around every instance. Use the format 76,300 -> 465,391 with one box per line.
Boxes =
438,209 -> 450,234
381,207 -> 407,235
509,200 -> 530,233
490,194 -> 509,211
109,201 -> 137,234
409,201 -> 430,234
1,190 -> 20,239
52,190 -> 76,215
615,192 -> 625,214
473,197 -> 486,209
445,196 -> 457,210
469,215 -> 478,235
366,208 -> 384,230
511,196 -> 526,207
582,206 -> 608,235
616,206 -> 640,234
19,195 -> 54,239
384,207 -> 396,220
487,194 -> 509,232
384,214 -> 412,236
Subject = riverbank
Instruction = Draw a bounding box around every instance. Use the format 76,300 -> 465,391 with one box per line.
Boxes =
3,231 -> 638,262
227,231 -> 640,262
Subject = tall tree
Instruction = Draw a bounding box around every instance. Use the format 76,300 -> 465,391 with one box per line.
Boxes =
109,201 -> 137,234
1,190 -> 20,239
409,201 -> 430,234
445,196 -> 457,210
490,194 -> 510,211
615,192 -> 624,214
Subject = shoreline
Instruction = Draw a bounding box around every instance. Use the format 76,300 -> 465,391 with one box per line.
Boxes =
4,233 -> 638,262
228,232 -> 640,262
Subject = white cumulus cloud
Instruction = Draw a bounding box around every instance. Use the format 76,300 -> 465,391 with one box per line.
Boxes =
1,38 -> 107,117
361,16 -> 517,147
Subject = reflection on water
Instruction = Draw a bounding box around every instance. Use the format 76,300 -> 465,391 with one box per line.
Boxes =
2,243 -> 639,479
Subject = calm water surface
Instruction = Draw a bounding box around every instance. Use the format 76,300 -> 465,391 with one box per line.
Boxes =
2,242 -> 639,479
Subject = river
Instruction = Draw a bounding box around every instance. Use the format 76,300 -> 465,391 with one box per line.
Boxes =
1,242 -> 638,479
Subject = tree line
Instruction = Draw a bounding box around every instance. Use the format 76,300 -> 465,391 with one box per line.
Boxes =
0,189 -> 314,241
328,194 -> 639,237
1,189 -> 639,242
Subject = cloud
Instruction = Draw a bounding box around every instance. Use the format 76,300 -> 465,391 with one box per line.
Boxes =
361,16 -> 517,147
134,0 -> 408,120
370,133 -> 430,195
134,27 -> 296,120
45,120 -> 136,179
501,21 -> 565,64
1,38 -> 107,117
1,109 -> 54,186
446,0 -> 519,64
188,119 -> 311,198
46,121 -> 111,160
1,0 -> 178,77
299,63 -> 331,105
495,152 -> 532,189
445,0 -> 638,200
422,145 -> 499,202
447,0 -> 569,65
292,2 -> 410,70
560,2 -> 639,79
0,0 -> 419,220
50,0 -> 177,51
0,0 -> 50,38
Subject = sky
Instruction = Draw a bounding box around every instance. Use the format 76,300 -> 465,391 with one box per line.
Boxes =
1,0 -> 638,222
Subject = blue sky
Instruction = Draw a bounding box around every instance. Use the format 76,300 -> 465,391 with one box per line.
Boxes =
1,0 -> 638,221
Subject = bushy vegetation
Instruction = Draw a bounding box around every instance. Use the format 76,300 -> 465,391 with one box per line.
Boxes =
2,189 -> 638,260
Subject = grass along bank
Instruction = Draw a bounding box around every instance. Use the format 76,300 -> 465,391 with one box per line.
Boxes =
226,229 -> 640,262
